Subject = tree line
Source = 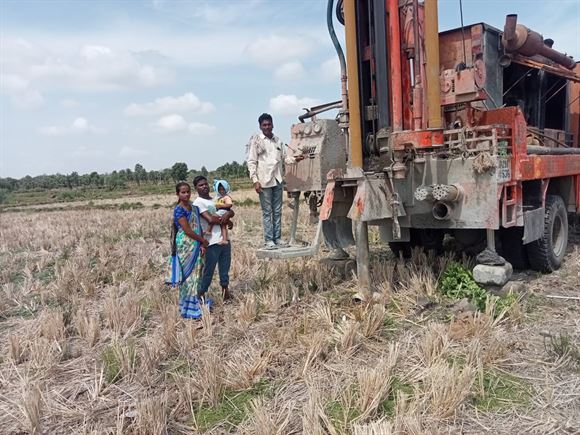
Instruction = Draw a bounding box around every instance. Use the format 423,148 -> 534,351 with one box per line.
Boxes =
0,161 -> 249,192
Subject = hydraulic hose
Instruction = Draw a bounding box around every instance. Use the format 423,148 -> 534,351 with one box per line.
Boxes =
327,0 -> 348,112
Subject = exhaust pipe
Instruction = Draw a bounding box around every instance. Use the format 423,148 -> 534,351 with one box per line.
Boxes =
432,202 -> 451,220
502,14 -> 575,69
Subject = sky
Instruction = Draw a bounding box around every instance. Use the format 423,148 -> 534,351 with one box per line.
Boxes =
1,0 -> 579,178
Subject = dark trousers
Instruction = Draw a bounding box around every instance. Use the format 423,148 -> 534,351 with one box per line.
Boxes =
198,242 -> 231,295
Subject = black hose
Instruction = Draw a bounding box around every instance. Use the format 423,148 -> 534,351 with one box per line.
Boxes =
526,146 -> 580,155
327,0 -> 346,78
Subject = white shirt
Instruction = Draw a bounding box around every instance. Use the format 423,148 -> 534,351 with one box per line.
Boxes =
193,196 -> 223,246
246,132 -> 296,188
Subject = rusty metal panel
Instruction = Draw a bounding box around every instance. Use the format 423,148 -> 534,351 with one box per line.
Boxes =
518,155 -> 580,180
408,155 -> 501,229
285,119 -> 346,193
347,176 -> 406,221
438,26 -> 475,70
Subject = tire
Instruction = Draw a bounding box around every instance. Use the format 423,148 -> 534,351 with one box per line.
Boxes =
526,195 -> 568,272
500,227 -> 529,270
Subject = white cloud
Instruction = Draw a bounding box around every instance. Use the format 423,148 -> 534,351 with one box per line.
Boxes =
155,114 -> 188,132
188,122 -> 216,135
274,61 -> 305,81
40,117 -> 102,136
153,114 -> 216,135
1,38 -> 171,94
124,92 -> 214,117
0,74 -> 45,109
320,58 -> 341,81
269,94 -> 320,116
119,146 -> 149,158
245,35 -> 315,66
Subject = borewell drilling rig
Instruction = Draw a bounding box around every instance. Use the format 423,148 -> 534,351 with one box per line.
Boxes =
257,0 -> 580,290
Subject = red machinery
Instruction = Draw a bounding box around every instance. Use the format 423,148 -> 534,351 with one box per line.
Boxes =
258,0 -> 580,290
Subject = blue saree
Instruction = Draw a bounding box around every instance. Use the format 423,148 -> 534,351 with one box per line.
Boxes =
167,203 -> 205,319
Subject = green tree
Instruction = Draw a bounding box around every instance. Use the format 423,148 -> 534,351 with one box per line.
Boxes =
0,188 -> 8,204
134,163 -> 147,185
171,162 -> 189,182
69,171 -> 79,188
201,166 -> 208,177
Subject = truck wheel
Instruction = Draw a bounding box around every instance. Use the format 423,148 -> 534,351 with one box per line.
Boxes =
499,227 -> 529,270
526,195 -> 568,272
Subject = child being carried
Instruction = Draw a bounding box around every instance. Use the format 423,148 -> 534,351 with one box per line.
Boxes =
212,179 -> 234,245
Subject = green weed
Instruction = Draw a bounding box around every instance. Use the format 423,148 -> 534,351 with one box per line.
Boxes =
193,380 -> 271,431
473,369 -> 531,411
439,262 -> 518,317
101,341 -> 138,384
378,377 -> 414,417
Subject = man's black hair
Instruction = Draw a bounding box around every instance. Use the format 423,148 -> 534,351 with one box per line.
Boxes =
258,113 -> 273,125
193,175 -> 207,187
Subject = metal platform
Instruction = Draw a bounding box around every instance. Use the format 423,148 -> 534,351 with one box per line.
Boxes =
255,219 -> 323,259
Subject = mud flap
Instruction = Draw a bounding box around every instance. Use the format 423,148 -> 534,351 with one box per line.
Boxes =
322,217 -> 355,249
320,180 -> 355,249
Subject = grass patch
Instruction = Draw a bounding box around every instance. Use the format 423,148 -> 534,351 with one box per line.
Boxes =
439,262 -> 518,316
439,262 -> 489,310
101,341 -> 138,384
6,304 -> 38,319
36,262 -> 56,284
378,377 -> 414,417
325,399 -> 360,434
194,380 -> 271,431
544,332 -> 580,372
473,369 -> 532,412
237,198 -> 260,207
119,201 -> 144,210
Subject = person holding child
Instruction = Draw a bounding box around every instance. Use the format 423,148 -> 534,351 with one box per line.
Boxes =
193,175 -> 235,301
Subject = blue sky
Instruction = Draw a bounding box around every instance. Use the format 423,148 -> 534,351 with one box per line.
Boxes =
1,0 -> 579,178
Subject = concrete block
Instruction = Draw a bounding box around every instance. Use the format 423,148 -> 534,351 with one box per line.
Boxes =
473,263 -> 513,286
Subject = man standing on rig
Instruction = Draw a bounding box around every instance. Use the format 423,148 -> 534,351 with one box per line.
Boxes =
246,113 -> 304,249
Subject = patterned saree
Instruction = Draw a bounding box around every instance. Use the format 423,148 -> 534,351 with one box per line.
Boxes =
167,205 -> 204,319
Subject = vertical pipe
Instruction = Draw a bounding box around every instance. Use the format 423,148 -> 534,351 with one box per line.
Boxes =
344,0 -> 364,168
424,0 -> 443,129
289,195 -> 300,246
387,0 -> 403,131
355,219 -> 370,294
486,228 -> 496,252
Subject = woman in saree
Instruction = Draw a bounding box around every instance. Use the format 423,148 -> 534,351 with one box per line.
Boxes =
167,182 -> 209,319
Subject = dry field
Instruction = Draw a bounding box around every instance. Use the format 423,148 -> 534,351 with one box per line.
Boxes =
0,199 -> 579,434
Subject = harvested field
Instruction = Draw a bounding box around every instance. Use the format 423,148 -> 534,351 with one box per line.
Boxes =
0,201 -> 579,434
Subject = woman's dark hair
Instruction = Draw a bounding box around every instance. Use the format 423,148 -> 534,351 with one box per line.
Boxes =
193,175 -> 207,187
258,113 -> 273,125
175,181 -> 190,194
